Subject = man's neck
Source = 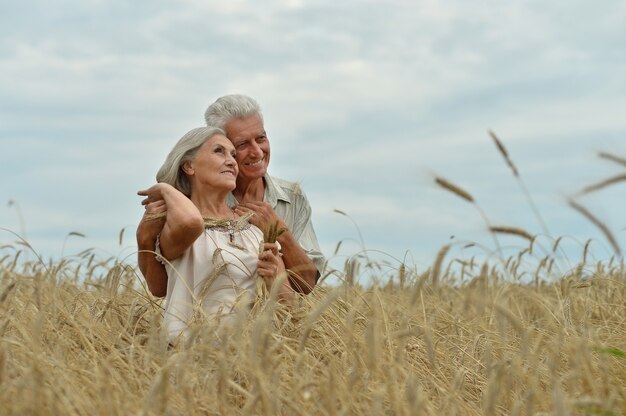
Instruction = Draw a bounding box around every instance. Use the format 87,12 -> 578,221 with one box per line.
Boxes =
233,176 -> 266,204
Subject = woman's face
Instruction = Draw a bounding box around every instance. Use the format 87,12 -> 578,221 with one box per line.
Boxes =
185,134 -> 238,192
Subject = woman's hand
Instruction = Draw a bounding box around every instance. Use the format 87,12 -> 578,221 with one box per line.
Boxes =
257,242 -> 285,280
257,242 -> 294,304
138,183 -> 176,206
137,182 -> 204,261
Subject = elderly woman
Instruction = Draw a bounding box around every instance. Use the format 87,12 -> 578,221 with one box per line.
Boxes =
138,127 -> 293,341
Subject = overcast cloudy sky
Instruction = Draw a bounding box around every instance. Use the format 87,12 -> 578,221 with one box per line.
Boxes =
1,0 -> 625,277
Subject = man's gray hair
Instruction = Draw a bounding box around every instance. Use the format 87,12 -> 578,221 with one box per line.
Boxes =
156,127 -> 225,197
204,94 -> 263,129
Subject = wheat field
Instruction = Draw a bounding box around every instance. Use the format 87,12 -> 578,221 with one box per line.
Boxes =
2,142 -> 626,415
0,243 -> 624,415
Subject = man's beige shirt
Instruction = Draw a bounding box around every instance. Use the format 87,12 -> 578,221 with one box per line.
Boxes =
226,175 -> 326,276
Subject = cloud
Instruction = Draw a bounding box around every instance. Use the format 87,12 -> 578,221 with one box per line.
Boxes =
1,0 -> 625,266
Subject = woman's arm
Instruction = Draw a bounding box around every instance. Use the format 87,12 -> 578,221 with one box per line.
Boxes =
138,183 -> 204,261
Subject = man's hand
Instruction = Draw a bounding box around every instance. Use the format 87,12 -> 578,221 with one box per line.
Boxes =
235,201 -> 318,294
136,199 -> 168,297
138,200 -> 167,238
233,201 -> 287,233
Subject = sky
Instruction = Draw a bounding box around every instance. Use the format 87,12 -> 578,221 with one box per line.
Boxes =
1,0 -> 626,280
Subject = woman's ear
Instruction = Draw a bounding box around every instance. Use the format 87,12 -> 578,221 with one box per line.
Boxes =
182,161 -> 194,175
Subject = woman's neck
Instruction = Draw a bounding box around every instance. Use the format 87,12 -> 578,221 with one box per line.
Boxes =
190,188 -> 233,218
233,176 -> 265,204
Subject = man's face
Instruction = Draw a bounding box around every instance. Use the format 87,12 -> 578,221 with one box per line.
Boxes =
224,113 -> 270,181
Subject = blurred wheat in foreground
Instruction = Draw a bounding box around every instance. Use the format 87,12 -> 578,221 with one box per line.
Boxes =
0,248 -> 624,416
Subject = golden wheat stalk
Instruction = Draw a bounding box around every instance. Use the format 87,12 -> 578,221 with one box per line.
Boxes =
144,212 -> 167,221
434,177 -> 505,256
576,173 -> 626,196
568,199 -> 621,255
489,130 -> 519,177
258,221 -> 287,256
552,236 -> 563,253
598,151 -> 626,168
489,131 -> 552,236
489,226 -> 533,241
430,244 -> 451,286
255,221 -> 288,301
582,239 -> 592,264
434,177 -> 474,203
263,221 -> 286,244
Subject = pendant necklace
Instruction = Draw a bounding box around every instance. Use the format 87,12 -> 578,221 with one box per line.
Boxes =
226,220 -> 245,250
202,211 -> 253,251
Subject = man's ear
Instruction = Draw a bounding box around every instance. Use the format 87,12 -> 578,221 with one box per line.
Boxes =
182,161 -> 194,175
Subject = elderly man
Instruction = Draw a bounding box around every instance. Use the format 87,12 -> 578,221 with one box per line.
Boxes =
137,95 -> 325,297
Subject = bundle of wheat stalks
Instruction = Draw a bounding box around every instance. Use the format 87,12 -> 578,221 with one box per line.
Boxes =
0,248 -> 624,416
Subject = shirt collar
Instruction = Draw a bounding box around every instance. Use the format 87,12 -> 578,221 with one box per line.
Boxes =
225,174 -> 291,208
263,174 -> 291,208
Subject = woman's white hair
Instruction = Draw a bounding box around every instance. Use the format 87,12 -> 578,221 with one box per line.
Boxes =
204,94 -> 263,129
156,127 -> 225,197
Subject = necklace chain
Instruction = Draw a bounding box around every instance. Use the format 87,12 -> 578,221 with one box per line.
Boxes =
202,212 -> 253,250
202,211 -> 253,229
